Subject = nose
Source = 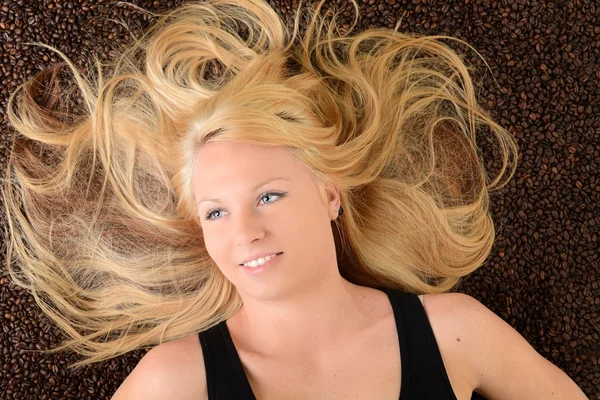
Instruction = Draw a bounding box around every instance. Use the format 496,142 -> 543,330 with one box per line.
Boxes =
233,208 -> 266,247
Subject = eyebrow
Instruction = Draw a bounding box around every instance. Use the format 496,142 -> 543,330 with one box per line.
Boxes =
196,176 -> 291,205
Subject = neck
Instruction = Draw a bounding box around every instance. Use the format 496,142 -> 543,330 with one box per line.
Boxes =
230,273 -> 370,360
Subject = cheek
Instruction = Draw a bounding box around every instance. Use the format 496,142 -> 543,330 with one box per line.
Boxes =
201,227 -> 224,260
204,234 -> 236,279
284,205 -> 328,244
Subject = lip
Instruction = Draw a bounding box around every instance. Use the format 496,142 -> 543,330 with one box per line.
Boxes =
239,251 -> 283,266
240,252 -> 282,275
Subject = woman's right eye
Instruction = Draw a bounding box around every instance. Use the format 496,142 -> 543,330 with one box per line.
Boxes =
205,209 -> 226,221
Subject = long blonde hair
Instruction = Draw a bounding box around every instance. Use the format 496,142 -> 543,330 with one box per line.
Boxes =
2,0 -> 518,369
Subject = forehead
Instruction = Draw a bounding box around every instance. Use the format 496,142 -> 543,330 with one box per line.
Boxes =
192,142 -> 310,194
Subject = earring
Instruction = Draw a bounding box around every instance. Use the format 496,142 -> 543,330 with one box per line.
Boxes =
338,206 -> 344,216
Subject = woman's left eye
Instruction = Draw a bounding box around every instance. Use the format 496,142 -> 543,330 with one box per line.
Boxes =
259,192 -> 284,204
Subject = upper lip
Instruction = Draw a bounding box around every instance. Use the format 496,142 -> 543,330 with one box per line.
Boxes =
239,252 -> 282,265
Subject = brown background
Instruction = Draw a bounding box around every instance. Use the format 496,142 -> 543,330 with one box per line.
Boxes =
0,0 -> 598,399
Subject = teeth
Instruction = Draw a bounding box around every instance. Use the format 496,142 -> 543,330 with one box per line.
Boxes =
243,253 -> 277,268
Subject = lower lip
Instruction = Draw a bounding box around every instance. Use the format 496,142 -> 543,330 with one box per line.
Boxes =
240,253 -> 281,275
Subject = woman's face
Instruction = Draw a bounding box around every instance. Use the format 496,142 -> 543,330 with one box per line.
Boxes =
192,141 -> 340,300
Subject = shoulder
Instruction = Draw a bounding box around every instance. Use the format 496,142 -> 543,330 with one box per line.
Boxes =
420,292 -> 484,336
417,292 -> 481,395
421,292 -> 588,400
419,292 -> 497,366
110,334 -> 208,400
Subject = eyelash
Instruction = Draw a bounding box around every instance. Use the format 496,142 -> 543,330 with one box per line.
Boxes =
204,191 -> 287,221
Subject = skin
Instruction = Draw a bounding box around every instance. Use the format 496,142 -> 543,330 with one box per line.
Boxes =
192,141 -> 372,361
111,140 -> 589,400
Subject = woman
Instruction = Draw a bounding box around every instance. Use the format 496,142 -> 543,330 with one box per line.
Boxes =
2,0 -> 587,398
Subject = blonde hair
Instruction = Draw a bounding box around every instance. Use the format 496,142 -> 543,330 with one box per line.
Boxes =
2,0 -> 518,369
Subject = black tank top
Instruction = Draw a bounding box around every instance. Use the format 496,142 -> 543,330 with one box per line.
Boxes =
198,286 -> 459,399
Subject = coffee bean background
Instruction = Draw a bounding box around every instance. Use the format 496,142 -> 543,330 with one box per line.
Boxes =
0,0 -> 598,398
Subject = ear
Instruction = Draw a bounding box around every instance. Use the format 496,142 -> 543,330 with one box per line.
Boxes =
322,180 -> 341,221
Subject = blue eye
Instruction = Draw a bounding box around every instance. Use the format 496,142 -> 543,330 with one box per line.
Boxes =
258,192 -> 282,205
205,209 -> 224,221
204,191 -> 287,221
